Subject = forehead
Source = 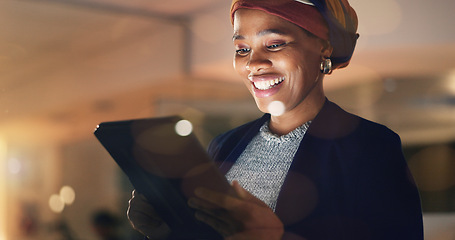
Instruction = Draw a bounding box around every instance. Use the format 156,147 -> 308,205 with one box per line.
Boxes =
233,8 -> 301,36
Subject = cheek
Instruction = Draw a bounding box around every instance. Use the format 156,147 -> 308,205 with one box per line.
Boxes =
233,56 -> 248,76
233,57 -> 252,90
286,52 -> 320,78
274,55 -> 304,76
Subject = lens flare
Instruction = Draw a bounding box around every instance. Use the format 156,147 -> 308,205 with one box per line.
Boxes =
268,101 -> 285,116
0,138 -> 6,240
7,158 -> 21,175
60,186 -> 76,205
175,120 -> 193,137
49,194 -> 64,213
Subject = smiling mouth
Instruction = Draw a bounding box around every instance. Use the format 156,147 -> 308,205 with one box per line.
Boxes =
253,77 -> 285,90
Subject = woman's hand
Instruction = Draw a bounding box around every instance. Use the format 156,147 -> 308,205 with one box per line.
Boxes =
127,190 -> 171,240
188,181 -> 284,240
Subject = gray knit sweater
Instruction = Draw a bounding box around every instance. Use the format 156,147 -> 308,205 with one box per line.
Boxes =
225,121 -> 310,211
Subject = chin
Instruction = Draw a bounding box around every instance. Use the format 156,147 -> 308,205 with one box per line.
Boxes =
254,99 -> 272,114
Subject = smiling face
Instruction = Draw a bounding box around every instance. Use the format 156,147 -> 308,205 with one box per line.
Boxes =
233,8 -> 331,120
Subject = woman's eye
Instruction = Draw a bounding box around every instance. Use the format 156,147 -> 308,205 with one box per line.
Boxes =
267,42 -> 286,50
236,48 -> 250,56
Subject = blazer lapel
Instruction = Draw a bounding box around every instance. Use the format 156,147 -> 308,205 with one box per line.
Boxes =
274,99 -> 360,225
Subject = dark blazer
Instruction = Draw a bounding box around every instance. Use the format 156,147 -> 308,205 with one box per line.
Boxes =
208,99 -> 423,240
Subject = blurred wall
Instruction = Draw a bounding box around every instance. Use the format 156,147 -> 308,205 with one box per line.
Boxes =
1,0 -> 455,239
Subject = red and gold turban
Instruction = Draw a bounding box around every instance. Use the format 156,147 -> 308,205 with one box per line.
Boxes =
230,0 -> 359,70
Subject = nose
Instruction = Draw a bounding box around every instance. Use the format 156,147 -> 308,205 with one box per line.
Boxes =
246,51 -> 272,73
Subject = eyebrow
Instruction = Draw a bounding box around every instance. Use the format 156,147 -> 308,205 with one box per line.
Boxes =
232,29 -> 288,41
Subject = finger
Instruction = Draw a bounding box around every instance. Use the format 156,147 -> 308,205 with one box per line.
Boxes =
194,187 -> 242,210
127,204 -> 162,228
231,181 -> 249,199
127,193 -> 163,227
128,195 -> 156,217
188,197 -> 230,221
194,210 -> 240,237
188,196 -> 215,210
189,198 -> 243,234
128,190 -> 172,239
232,181 -> 269,208
132,189 -> 149,202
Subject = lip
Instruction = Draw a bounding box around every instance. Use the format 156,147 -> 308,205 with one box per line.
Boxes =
248,74 -> 285,98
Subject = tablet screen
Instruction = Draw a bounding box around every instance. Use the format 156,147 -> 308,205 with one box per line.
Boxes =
94,116 -> 229,239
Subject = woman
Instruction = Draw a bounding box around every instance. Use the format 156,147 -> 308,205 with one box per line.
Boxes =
128,0 -> 424,239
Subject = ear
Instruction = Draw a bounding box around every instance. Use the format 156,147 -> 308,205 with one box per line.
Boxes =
320,39 -> 333,59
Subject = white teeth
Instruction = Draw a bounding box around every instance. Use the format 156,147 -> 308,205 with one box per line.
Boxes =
253,77 -> 284,90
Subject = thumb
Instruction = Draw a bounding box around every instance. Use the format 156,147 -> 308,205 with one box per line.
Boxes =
231,180 -> 250,199
231,181 -> 268,207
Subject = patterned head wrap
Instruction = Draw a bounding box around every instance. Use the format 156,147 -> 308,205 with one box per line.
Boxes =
230,0 -> 359,69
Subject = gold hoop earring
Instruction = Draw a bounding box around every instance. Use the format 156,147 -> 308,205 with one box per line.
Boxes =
320,58 -> 332,75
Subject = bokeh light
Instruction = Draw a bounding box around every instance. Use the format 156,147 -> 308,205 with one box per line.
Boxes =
0,138 -> 5,160
7,158 -> 21,175
268,101 -> 285,116
175,120 -> 193,137
0,138 -> 6,240
408,145 -> 455,192
49,194 -> 65,213
383,78 -> 397,93
447,69 -> 455,94
60,185 -> 76,205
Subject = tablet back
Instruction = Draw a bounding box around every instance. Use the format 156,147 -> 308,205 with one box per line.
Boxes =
94,116 -> 228,239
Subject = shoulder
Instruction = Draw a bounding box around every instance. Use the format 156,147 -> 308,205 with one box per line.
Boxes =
318,101 -> 412,189
306,100 -> 405,174
310,99 -> 400,143
315,101 -> 423,237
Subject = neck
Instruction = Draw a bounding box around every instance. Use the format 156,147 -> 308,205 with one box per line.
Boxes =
269,92 -> 325,136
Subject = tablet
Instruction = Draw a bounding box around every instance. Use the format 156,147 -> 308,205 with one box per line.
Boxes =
94,116 -> 230,239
